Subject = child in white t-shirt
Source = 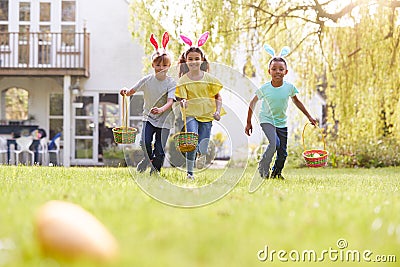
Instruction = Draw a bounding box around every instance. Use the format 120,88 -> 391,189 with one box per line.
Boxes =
120,32 -> 176,174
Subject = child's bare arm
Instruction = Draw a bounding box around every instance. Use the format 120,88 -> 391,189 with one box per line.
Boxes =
291,95 -> 318,125
213,93 -> 222,121
150,98 -> 174,114
245,95 -> 258,136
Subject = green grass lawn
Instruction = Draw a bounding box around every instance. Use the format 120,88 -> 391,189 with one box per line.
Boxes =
0,166 -> 399,267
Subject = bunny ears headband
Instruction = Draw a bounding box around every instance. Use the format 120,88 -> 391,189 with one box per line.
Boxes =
180,31 -> 209,47
263,44 -> 291,58
264,44 -> 291,66
150,32 -> 170,56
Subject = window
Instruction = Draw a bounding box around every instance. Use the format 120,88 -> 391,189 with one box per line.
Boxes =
49,93 -> 63,139
0,0 -> 9,46
39,25 -> 51,41
38,44 -> 51,64
0,0 -> 8,21
19,2 -> 30,22
39,25 -> 50,34
62,1 -> 75,22
1,87 -> 29,121
18,25 -> 30,64
38,0 -> 52,65
40,2 -> 51,22
18,25 -> 29,41
99,94 -> 119,128
129,93 -> 144,137
49,93 -> 63,116
99,94 -> 119,154
38,25 -> 51,64
73,96 -> 94,160
61,25 -> 75,46
61,0 -> 76,47
0,24 -> 8,46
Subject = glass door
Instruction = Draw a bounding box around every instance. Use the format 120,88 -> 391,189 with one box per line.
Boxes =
71,94 -> 99,165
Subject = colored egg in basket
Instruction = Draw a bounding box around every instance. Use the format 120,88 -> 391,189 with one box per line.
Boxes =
302,149 -> 328,168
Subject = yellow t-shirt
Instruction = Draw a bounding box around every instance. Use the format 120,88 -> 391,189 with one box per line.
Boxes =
176,72 -> 226,122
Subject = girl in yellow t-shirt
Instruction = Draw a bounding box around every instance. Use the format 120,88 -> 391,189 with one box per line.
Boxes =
176,32 -> 225,179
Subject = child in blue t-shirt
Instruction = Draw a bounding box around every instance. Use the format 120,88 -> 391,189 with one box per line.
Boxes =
245,57 -> 318,179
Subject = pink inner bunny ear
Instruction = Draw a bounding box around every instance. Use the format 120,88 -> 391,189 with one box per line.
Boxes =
162,32 -> 169,49
180,34 -> 193,47
150,34 -> 158,50
197,31 -> 209,47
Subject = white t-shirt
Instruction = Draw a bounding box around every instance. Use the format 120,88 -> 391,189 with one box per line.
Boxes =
130,74 -> 176,129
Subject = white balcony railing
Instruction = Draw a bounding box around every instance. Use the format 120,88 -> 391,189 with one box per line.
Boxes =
0,31 -> 89,76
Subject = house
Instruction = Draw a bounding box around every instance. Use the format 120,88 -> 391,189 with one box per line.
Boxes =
0,0 -> 145,166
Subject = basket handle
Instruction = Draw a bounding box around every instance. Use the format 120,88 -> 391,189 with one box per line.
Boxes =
302,122 -> 326,151
122,94 -> 129,132
181,105 -> 187,133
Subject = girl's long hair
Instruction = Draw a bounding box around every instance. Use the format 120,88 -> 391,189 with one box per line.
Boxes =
178,47 -> 209,77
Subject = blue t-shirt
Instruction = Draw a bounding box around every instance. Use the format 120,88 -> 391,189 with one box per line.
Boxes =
255,81 -> 299,128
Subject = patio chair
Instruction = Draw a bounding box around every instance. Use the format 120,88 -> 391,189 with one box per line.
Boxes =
14,136 -> 34,165
48,134 -> 61,165
0,136 -> 8,164
37,137 -> 49,166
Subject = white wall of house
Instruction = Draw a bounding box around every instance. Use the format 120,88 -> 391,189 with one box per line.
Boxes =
79,0 -> 144,92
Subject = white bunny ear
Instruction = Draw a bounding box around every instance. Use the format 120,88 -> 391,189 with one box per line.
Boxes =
279,46 -> 291,57
263,44 -> 275,57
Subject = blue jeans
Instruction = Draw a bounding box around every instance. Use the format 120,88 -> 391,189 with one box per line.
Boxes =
185,117 -> 212,175
140,121 -> 170,171
259,123 -> 288,174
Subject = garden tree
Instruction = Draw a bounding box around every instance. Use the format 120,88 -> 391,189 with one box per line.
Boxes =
130,0 -> 400,166
321,3 -> 400,166
130,0 -> 241,68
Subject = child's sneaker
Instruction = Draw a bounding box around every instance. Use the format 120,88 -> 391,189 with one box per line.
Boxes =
187,173 -> 195,180
271,169 -> 284,180
149,167 -> 159,176
258,165 -> 269,179
136,159 -> 149,173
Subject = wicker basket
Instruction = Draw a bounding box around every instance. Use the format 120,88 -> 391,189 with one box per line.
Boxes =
302,123 -> 329,168
173,106 -> 198,153
113,95 -> 137,144
112,127 -> 137,144
173,132 -> 198,153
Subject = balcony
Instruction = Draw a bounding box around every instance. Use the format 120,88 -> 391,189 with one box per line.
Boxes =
0,31 -> 90,77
